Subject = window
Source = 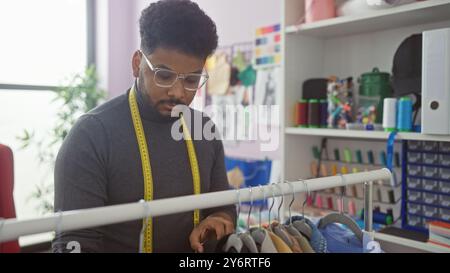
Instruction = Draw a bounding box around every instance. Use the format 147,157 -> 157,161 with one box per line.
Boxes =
0,0 -> 93,246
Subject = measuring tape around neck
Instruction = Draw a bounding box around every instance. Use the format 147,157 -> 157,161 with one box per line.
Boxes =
128,86 -> 201,253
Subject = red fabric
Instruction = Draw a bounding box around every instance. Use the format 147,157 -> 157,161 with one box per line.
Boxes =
0,144 -> 20,253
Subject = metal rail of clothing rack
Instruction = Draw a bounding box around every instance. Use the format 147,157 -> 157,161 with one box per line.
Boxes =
0,168 -> 448,252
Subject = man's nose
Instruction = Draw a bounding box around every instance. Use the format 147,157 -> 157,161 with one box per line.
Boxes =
167,78 -> 185,101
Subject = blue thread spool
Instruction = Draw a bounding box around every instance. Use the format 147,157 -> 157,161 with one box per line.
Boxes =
397,97 -> 412,132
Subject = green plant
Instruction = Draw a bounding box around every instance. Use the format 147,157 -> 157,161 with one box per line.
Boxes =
18,65 -> 106,215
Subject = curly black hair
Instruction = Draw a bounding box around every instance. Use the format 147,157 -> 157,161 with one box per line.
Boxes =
139,0 -> 218,60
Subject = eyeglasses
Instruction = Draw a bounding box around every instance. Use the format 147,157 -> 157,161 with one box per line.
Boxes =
140,50 -> 209,92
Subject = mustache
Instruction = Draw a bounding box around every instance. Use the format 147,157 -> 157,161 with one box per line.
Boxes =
155,99 -> 185,107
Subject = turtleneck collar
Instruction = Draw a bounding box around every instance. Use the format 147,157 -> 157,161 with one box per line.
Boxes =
133,80 -> 180,123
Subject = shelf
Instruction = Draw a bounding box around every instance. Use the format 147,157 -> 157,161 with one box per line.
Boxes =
285,127 -> 450,142
285,0 -> 450,38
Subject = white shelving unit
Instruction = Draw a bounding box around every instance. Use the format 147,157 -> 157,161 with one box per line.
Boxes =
280,1 -> 450,249
285,127 -> 450,142
281,0 -> 450,182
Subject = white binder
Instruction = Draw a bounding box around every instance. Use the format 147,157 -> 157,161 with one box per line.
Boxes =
422,28 -> 450,135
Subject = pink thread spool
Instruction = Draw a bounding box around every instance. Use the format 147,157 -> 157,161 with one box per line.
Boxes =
348,200 -> 356,216
305,0 -> 336,23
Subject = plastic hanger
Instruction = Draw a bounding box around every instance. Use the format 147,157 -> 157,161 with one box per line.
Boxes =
221,189 -> 244,253
317,174 -> 363,242
283,182 -> 303,237
236,188 -> 258,253
291,180 -> 313,240
270,182 -> 295,246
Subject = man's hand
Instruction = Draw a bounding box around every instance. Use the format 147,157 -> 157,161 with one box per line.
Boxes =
189,212 -> 235,253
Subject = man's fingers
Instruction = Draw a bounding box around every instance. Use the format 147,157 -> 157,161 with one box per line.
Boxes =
189,227 -> 204,252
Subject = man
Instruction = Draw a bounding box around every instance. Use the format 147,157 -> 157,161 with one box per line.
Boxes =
52,0 -> 236,253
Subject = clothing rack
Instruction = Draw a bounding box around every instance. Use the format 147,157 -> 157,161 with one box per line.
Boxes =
0,169 -> 391,243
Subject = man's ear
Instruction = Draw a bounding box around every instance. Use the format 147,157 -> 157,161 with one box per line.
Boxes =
132,51 -> 141,78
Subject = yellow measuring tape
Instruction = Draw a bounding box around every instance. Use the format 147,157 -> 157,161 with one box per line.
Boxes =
129,86 -> 200,253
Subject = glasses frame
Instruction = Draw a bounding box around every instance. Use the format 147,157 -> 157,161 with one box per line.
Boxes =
139,50 -> 209,92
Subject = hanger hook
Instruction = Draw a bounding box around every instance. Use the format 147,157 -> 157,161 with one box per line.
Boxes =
247,186 -> 253,230
235,188 -> 241,234
277,182 -> 285,223
268,184 -> 276,224
287,181 -> 295,225
258,185 -> 266,229
301,180 -> 309,220
339,173 -> 347,214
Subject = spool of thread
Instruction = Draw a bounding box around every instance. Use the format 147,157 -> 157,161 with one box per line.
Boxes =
367,150 -> 375,165
397,97 -> 413,132
327,197 -> 334,210
348,200 -> 356,216
380,151 -> 387,166
383,98 -> 397,132
320,163 -> 328,177
296,99 -> 308,127
331,164 -> 338,176
307,99 -> 320,128
319,99 -> 328,128
360,209 -> 393,225
310,161 -> 318,177
336,196 -> 344,212
307,195 -> 314,206
315,194 -> 323,208
334,149 -> 340,161
356,150 -> 363,164
344,148 -> 352,163
341,165 -> 348,175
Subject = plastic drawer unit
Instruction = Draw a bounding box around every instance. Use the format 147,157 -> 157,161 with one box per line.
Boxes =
407,203 -> 422,215
407,165 -> 422,177
440,142 -> 450,153
423,166 -> 439,178
423,192 -> 439,205
408,152 -> 422,164
407,190 -> 422,203
407,215 -> 423,228
423,153 -> 439,165
440,194 -> 450,207
422,141 -> 439,152
440,168 -> 450,180
440,154 -> 450,167
423,205 -> 439,218
441,181 -> 450,194
408,177 -> 422,189
422,179 -> 439,192
408,141 -> 422,151
440,208 -> 450,221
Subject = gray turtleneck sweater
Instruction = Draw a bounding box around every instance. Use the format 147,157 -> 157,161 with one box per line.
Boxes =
52,86 -> 236,253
